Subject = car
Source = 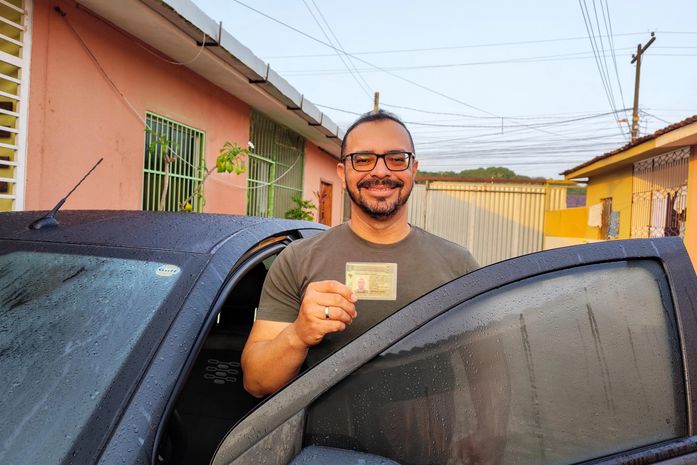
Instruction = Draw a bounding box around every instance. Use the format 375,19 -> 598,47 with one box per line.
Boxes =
1,210 -> 696,465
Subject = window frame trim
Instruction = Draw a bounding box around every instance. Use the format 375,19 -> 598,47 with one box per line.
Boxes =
212,237 -> 697,464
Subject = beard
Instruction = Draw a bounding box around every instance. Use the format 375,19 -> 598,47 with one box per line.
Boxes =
346,177 -> 413,219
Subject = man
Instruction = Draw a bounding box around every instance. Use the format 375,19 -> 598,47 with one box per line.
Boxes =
241,110 -> 478,398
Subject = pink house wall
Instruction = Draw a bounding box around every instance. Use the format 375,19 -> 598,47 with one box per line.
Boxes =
26,0 -> 249,213
303,142 -> 343,226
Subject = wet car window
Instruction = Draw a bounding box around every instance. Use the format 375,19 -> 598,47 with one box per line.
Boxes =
305,260 -> 685,465
0,251 -> 183,465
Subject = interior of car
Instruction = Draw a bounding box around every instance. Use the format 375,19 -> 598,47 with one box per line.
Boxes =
157,255 -> 276,465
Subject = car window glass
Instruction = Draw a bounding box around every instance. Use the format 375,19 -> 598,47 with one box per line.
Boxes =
305,260 -> 685,465
0,251 -> 183,465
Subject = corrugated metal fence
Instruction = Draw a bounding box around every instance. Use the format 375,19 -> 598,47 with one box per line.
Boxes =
408,181 -> 567,266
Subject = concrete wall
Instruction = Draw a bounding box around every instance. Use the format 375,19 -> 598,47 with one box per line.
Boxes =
584,167 -> 634,240
302,142 -> 342,226
26,0 -> 249,213
544,207 -> 588,238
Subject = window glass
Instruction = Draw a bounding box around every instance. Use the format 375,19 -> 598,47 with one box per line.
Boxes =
0,251 -> 183,465
306,260 -> 685,465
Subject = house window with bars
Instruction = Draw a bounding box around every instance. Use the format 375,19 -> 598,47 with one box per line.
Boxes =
142,113 -> 205,212
631,147 -> 689,239
247,111 -> 304,218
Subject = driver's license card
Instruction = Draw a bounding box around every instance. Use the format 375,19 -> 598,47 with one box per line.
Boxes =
345,262 -> 397,301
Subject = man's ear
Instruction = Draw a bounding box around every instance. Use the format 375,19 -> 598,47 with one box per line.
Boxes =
337,160 -> 346,184
412,158 -> 419,177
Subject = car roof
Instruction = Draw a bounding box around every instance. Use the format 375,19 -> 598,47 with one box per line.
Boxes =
0,210 -> 319,254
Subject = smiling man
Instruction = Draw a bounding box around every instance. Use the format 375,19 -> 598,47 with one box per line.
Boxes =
241,110 -> 478,397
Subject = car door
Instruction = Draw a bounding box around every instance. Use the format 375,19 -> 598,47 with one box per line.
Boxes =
212,237 -> 697,465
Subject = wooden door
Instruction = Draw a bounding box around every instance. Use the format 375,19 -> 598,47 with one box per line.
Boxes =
318,181 -> 332,226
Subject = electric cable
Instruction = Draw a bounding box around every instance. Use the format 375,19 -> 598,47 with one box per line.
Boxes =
309,0 -> 373,94
301,0 -> 371,98
601,0 -> 631,132
229,0 -> 568,139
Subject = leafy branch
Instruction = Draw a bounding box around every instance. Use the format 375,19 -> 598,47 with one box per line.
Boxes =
145,127 -> 252,212
178,141 -> 252,211
284,194 -> 316,221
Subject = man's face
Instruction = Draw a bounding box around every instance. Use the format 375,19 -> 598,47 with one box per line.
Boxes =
338,119 -> 418,220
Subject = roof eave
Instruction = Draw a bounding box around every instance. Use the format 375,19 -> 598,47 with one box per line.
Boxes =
563,119 -> 697,180
75,0 -> 343,158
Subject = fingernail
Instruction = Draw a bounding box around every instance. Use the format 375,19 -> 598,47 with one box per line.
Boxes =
350,293 -> 358,302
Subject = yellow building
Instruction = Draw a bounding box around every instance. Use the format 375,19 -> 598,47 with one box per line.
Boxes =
544,115 -> 697,267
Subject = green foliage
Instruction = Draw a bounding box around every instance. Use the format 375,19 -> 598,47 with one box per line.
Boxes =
418,166 -> 545,180
216,141 -> 249,175
146,127 -> 179,160
144,126 -> 252,212
284,195 -> 316,221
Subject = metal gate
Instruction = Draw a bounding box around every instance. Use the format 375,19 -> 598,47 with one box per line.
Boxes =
408,181 -> 568,266
247,111 -> 304,218
246,153 -> 275,217
630,147 -> 689,238
0,0 -> 31,211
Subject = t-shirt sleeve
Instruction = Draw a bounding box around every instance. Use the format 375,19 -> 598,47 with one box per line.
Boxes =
460,248 -> 479,274
256,245 -> 302,323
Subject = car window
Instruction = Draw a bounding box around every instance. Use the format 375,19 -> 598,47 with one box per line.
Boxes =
158,246 -> 286,465
0,250 -> 186,465
304,259 -> 686,465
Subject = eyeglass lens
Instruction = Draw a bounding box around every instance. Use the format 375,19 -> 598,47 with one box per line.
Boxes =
351,152 -> 411,171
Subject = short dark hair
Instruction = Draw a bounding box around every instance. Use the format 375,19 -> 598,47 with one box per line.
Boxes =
340,109 -> 415,156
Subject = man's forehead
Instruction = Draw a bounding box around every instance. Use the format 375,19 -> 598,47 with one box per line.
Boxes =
344,120 -> 413,152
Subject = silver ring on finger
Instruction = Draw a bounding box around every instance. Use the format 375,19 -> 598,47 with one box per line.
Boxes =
324,306 -> 330,319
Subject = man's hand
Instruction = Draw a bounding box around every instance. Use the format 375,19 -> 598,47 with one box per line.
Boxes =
241,280 -> 357,397
290,280 -> 358,347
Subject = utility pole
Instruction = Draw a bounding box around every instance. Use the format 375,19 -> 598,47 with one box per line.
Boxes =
630,32 -> 656,143
373,91 -> 380,113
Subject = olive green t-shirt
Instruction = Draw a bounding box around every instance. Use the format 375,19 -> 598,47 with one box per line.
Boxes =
257,223 -> 478,364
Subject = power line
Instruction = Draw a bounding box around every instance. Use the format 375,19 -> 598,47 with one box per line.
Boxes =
579,0 -> 628,141
309,0 -> 373,93
279,48 -> 638,75
316,101 -> 630,130
262,31 -> 664,59
592,0 -> 620,121
300,0 -> 371,98
601,0 -> 631,132
229,0 -> 566,139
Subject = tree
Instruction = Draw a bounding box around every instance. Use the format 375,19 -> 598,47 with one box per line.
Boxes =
418,166 -> 545,180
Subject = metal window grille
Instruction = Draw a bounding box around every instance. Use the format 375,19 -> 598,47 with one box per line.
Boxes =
0,0 -> 30,212
142,113 -> 205,212
631,147 -> 689,238
247,110 -> 304,218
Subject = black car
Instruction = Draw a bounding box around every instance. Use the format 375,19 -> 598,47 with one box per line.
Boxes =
1,210 -> 696,465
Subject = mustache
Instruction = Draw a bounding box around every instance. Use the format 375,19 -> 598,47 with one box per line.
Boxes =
357,178 -> 404,189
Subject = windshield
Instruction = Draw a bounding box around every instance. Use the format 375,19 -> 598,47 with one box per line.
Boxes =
0,251 -> 184,465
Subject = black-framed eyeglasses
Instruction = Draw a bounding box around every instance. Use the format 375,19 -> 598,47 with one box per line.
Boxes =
341,151 -> 414,172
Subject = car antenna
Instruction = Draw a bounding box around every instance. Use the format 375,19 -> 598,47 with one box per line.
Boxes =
28,157 -> 104,230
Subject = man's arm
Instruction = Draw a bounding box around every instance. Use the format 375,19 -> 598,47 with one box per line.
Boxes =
241,280 -> 358,397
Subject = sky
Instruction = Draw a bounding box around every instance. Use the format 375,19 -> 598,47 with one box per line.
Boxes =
191,0 -> 696,179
